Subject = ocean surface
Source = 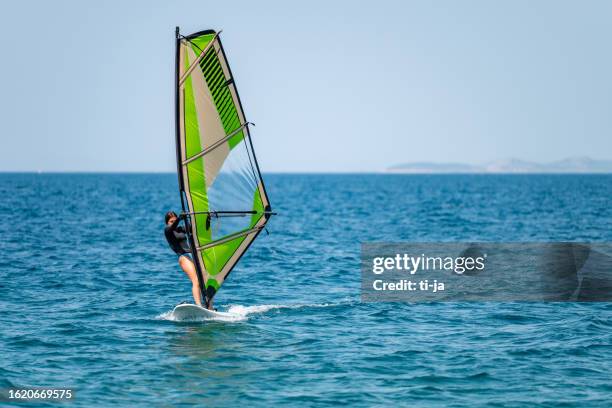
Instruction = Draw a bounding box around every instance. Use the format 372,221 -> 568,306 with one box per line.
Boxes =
0,173 -> 611,407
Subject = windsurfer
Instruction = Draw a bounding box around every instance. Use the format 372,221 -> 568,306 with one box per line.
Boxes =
164,211 -> 213,309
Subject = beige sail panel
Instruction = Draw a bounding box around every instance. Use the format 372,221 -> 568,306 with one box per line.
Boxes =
184,45 -> 230,188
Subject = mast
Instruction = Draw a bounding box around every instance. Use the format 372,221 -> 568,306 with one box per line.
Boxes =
174,26 -> 186,213
175,26 -> 206,306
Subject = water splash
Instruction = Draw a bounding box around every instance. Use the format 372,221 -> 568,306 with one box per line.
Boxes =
157,301 -> 345,323
226,301 -> 341,316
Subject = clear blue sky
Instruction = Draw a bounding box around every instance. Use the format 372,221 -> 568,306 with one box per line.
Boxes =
1,0 -> 610,172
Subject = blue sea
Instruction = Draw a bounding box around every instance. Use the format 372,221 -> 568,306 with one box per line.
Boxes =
1,173 -> 611,407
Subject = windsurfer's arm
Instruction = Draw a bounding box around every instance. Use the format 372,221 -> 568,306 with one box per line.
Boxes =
174,226 -> 187,240
172,213 -> 190,239
167,215 -> 181,231
166,216 -> 187,240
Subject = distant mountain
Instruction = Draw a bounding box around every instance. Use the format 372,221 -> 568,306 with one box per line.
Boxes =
387,157 -> 612,174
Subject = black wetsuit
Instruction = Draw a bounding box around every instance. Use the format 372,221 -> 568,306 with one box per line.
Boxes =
164,217 -> 191,256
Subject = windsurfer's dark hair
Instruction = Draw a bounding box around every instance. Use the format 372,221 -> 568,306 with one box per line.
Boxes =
165,211 -> 178,224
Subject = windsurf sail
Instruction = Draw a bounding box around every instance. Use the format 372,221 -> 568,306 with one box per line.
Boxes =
174,27 -> 273,307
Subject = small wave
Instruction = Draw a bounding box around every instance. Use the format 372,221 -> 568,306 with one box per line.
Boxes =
157,301 -> 344,323
226,302 -> 338,316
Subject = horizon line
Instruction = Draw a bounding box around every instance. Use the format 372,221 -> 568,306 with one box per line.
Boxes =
1,170 -> 611,175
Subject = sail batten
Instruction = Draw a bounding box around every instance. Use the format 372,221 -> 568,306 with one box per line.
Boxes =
196,226 -> 264,251
182,122 -> 251,165
174,27 -> 272,307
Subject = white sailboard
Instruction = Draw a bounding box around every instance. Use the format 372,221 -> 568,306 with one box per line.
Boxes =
171,303 -> 240,321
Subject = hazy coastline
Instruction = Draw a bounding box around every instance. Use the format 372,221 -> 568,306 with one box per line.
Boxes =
388,157 -> 612,174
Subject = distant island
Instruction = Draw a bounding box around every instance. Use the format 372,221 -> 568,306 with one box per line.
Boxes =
387,157 -> 612,174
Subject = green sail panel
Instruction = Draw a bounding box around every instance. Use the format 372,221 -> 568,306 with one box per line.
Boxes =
175,28 -> 271,306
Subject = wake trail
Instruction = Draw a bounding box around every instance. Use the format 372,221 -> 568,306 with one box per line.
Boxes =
157,299 -> 355,323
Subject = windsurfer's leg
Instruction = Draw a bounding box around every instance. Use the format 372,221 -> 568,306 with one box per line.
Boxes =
178,256 -> 202,306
